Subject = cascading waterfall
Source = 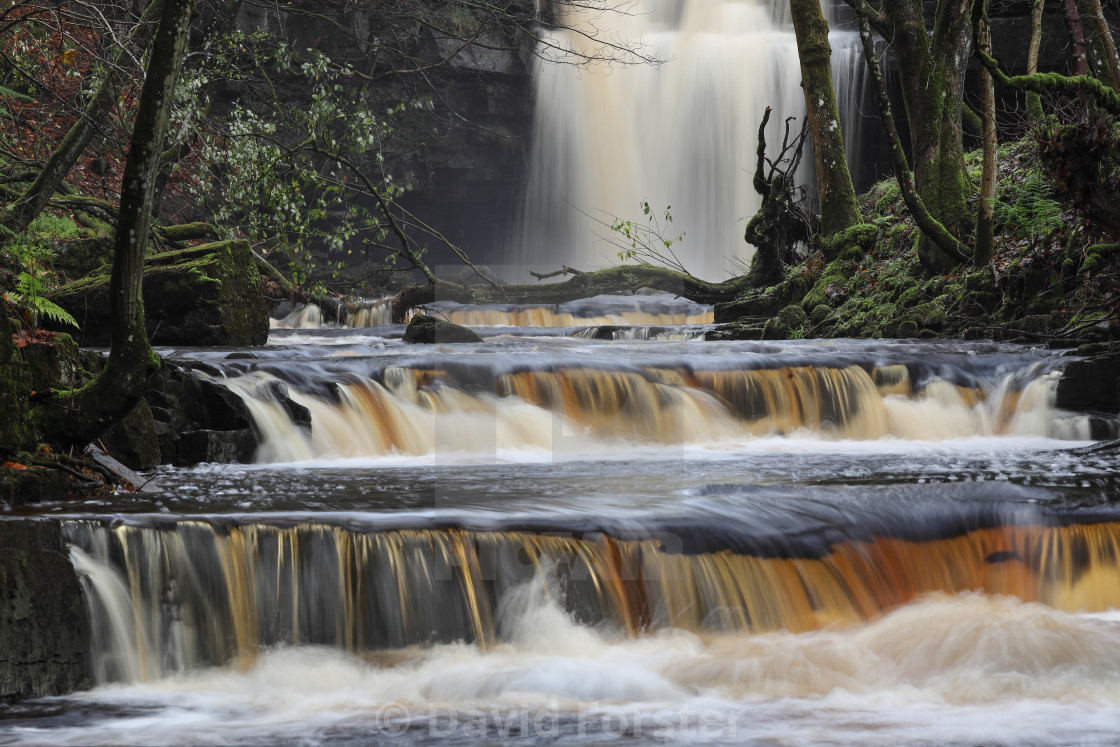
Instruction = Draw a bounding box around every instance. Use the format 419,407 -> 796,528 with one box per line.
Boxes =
64,514 -> 1120,684
270,294 -> 715,330
271,297 -> 396,330
513,0 -> 869,280
220,359 -> 1087,463
14,323 -> 1118,744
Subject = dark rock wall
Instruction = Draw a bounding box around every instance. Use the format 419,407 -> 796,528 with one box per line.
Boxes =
232,1 -> 534,273
50,240 -> 269,347
0,521 -> 89,701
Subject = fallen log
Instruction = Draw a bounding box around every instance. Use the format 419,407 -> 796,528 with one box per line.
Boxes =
388,265 -> 757,323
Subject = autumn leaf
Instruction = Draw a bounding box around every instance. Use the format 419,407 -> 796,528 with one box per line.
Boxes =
3,462 -> 28,471
61,49 -> 78,65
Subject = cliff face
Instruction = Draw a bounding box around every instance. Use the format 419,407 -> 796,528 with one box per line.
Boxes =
233,1 -> 535,273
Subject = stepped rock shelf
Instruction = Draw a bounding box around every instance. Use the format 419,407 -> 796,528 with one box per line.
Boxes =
3,291 -> 1120,746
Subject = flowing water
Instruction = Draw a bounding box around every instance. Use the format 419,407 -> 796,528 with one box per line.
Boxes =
4,294 -> 1120,746
513,0 -> 869,280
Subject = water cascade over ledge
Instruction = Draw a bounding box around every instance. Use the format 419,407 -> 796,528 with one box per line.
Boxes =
514,0 -> 869,280
216,349 -> 1088,463
64,511 -> 1120,684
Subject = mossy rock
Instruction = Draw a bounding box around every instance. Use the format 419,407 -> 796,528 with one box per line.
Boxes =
707,319 -> 767,341
897,286 -> 924,308
963,271 -> 992,292
896,319 -> 920,338
820,223 -> 879,262
19,333 -> 79,393
909,301 -> 947,331
801,259 -> 857,311
403,314 -> 482,344
714,283 -> 790,322
49,240 -> 269,347
810,304 -> 832,325
763,304 -> 809,340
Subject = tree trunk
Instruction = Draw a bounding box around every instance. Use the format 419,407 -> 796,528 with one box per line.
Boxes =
2,0 -> 162,236
975,4 -> 997,264
789,0 -> 861,237
1026,0 -> 1045,120
1078,0 -> 1120,89
855,1 -> 969,265
881,0 -> 973,271
33,0 -> 195,447
1063,0 -> 1090,75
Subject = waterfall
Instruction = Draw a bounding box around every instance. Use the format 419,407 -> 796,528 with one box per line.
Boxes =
64,515 -> 1120,683
512,0 -> 869,281
219,359 -> 1086,463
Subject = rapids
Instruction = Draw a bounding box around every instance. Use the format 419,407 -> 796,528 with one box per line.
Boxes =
5,290 -> 1120,745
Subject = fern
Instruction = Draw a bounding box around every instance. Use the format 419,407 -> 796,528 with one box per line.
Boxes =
12,272 -> 79,328
993,171 -> 1065,241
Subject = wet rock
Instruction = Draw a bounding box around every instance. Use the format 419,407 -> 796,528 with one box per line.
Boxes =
1056,350 -> 1120,414
147,364 -> 260,465
0,521 -> 89,700
101,398 -> 161,471
707,318 -> 768,341
402,314 -> 482,344
175,429 -> 257,465
1089,416 -> 1120,440
0,464 -> 74,506
49,240 -> 268,347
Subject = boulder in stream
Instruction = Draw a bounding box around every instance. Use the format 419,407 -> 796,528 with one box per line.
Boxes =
402,314 -> 482,344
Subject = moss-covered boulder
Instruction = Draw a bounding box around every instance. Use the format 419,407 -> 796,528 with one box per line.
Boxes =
49,240 -> 268,347
763,304 -> 809,340
403,314 -> 482,344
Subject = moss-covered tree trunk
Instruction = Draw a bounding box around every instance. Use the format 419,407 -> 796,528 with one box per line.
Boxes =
855,1 -> 969,263
1026,0 -> 1046,120
881,0 -> 973,271
789,0 -> 860,237
390,265 -> 760,322
33,0 -> 195,447
1,0 -> 161,237
1077,0 -> 1120,89
975,4 -> 997,264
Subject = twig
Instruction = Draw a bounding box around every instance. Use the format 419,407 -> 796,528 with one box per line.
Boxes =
529,265 -> 584,280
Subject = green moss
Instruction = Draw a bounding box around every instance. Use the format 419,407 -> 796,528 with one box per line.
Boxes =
910,301 -> 947,330
801,259 -> 857,310
897,286 -> 924,307
810,304 -> 832,324
866,179 -> 902,216
49,239 -> 268,346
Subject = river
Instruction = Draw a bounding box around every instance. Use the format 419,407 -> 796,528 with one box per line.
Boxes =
3,296 -> 1120,745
